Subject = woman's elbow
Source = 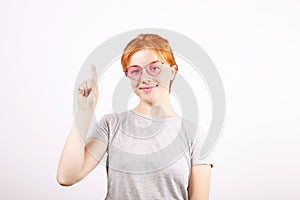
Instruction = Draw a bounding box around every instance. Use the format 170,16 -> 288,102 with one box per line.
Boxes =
56,174 -> 77,186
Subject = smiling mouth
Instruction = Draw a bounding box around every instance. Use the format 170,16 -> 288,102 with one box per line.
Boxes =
139,84 -> 158,90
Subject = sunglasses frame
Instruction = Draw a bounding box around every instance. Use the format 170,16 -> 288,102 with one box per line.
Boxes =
123,60 -> 167,80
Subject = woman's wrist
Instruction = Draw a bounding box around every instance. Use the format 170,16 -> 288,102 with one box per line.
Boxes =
77,107 -> 94,116
74,108 -> 94,141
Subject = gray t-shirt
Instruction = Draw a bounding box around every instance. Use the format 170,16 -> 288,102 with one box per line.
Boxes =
87,108 -> 213,200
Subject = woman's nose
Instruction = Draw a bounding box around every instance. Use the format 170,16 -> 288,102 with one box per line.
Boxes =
140,68 -> 153,83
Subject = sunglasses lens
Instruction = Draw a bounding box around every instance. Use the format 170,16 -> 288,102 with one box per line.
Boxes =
127,66 -> 142,80
147,63 -> 161,76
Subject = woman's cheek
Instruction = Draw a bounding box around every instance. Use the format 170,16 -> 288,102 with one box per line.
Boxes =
130,81 -> 140,92
155,71 -> 173,89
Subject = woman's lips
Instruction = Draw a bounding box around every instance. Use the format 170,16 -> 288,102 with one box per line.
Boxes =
139,84 -> 158,91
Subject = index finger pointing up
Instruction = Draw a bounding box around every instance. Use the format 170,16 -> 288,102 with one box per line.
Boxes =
91,65 -> 98,81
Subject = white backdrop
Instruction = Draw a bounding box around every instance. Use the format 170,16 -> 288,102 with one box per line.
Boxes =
0,0 -> 299,199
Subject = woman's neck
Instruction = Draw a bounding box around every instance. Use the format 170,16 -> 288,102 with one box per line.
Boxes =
134,101 -> 177,120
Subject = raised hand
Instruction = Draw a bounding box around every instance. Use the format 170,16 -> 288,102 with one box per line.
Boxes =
77,65 -> 99,110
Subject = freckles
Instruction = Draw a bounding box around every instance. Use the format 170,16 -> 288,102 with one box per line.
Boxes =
130,80 -> 140,92
155,70 -> 172,88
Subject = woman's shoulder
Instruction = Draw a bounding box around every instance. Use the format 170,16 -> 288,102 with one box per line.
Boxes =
179,117 -> 207,140
179,117 -> 197,129
100,109 -> 131,123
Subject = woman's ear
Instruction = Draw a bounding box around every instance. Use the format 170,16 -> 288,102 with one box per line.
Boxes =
170,65 -> 177,80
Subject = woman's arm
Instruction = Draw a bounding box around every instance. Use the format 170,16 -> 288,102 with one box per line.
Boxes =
56,109 -> 107,186
56,65 -> 106,186
188,164 -> 212,200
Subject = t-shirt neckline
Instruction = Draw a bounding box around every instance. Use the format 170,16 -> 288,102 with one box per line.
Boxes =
129,108 -> 179,122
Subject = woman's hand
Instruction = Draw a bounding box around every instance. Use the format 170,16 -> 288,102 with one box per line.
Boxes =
77,65 -> 98,110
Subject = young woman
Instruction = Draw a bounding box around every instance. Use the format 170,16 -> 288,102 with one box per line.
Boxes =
57,33 -> 213,200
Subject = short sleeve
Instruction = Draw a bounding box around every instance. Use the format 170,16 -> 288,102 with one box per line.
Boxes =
190,125 -> 214,168
86,114 -> 110,146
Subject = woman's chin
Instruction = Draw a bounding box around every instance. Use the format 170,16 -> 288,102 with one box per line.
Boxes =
137,93 -> 160,104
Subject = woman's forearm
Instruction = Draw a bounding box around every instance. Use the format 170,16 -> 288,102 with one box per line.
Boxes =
56,109 -> 93,186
